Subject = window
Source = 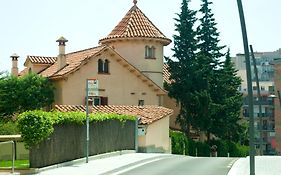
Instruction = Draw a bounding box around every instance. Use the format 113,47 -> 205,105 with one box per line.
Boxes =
138,100 -> 144,106
101,97 -> 108,105
253,86 -> 257,90
104,59 -> 109,73
93,97 -> 101,106
98,59 -> 110,74
268,86 -> 274,92
145,45 -> 155,59
98,59 -> 104,73
92,96 -> 108,106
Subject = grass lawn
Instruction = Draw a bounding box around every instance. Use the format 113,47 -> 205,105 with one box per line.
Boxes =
0,160 -> 29,168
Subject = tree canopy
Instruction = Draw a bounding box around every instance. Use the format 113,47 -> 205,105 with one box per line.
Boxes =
166,0 -> 245,142
0,73 -> 54,119
165,0 -> 198,136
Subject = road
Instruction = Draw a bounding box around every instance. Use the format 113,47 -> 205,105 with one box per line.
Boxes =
35,153 -> 236,175
103,155 -> 236,175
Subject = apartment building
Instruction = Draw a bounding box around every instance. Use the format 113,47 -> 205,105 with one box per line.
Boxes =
232,49 -> 281,155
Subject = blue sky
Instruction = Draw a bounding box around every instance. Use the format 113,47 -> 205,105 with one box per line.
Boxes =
1,0 -> 281,72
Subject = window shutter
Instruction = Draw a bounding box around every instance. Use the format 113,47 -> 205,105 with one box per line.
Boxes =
101,97 -> 108,105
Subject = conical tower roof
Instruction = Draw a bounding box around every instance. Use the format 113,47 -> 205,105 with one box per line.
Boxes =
99,3 -> 171,46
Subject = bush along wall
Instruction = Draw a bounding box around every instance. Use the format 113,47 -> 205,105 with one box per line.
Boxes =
17,110 -> 136,168
170,130 -> 249,157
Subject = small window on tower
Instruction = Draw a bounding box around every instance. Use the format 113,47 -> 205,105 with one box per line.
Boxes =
145,46 -> 155,59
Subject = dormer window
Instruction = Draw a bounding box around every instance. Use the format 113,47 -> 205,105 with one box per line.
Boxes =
145,45 -> 156,59
98,59 -> 110,74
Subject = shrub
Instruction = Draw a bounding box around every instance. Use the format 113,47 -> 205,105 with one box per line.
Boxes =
170,130 -> 249,157
0,121 -> 19,135
209,139 -> 229,157
17,110 -> 135,149
195,141 -> 210,157
17,110 -> 53,149
170,130 -> 188,155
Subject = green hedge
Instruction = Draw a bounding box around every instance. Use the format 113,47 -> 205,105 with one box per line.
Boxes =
0,121 -> 19,135
170,130 -> 188,155
170,130 -> 249,157
17,110 -> 135,149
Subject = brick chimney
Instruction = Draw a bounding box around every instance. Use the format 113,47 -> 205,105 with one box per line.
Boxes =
56,36 -> 68,70
10,53 -> 19,76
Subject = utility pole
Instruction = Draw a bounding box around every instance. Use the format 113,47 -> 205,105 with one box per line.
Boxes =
236,0 -> 255,174
250,45 -> 263,156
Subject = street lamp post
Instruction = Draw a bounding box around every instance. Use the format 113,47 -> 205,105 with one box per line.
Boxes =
236,0 -> 255,174
250,45 -> 263,156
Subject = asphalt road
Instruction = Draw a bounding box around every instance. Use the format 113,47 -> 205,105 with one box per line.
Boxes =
104,155 -> 237,175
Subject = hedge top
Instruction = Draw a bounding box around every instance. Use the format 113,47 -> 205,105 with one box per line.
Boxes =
17,110 -> 136,149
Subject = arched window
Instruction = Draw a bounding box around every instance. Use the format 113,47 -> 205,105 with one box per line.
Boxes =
145,46 -> 156,59
104,59 -> 109,73
151,46 -> 156,58
145,45 -> 150,58
98,59 -> 103,73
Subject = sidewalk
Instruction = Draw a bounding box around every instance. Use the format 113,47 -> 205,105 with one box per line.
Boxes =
37,153 -> 170,175
228,156 -> 281,175
0,152 -> 170,175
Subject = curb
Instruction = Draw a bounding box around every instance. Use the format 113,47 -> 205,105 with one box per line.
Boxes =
33,150 -> 136,174
0,150 -> 136,175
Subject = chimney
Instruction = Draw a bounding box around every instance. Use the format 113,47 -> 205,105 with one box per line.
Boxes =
10,53 -> 19,76
56,36 -> 68,70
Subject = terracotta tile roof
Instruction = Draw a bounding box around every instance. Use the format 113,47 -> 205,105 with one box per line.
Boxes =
27,55 -> 57,64
54,105 -> 173,125
99,5 -> 171,45
40,46 -> 105,78
163,63 -> 171,84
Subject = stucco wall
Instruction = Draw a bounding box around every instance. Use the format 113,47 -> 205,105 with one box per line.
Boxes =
24,60 -> 49,74
0,142 -> 29,160
138,116 -> 170,153
163,94 -> 181,130
54,50 -> 160,106
109,40 -> 164,88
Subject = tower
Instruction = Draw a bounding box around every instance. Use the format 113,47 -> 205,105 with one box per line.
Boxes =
99,1 -> 171,88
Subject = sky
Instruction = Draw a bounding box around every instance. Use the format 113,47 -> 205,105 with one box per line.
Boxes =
1,0 -> 281,72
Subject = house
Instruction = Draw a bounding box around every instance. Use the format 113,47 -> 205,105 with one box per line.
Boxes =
12,1 -> 178,153
55,105 -> 173,153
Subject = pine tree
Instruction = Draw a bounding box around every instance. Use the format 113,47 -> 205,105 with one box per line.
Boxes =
212,49 -> 244,141
194,0 -> 226,140
197,0 -> 225,61
165,0 -> 198,136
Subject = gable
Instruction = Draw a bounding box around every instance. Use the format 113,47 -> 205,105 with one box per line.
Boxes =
54,47 -> 166,105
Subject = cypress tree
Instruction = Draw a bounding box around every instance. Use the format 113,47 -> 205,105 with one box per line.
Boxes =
195,0 -> 226,140
165,0 -> 198,136
213,49 -> 244,141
